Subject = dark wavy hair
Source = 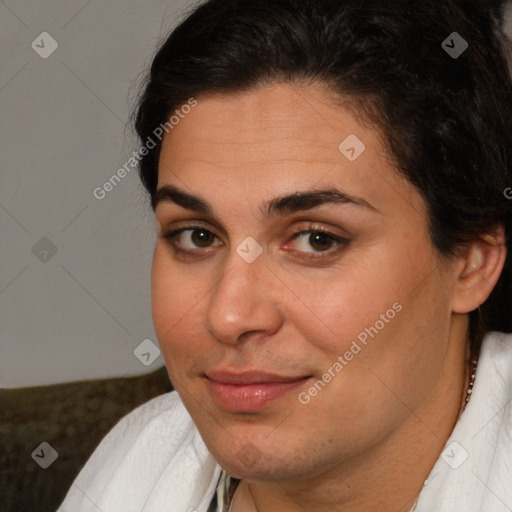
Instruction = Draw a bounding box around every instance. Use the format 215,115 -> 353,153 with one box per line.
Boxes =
134,0 -> 512,351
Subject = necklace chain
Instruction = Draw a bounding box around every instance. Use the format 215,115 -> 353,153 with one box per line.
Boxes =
463,357 -> 479,411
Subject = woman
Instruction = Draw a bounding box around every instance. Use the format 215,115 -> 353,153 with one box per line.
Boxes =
58,0 -> 512,510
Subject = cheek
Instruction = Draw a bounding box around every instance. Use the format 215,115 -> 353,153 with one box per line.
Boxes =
307,257 -> 452,404
283,253 -> 414,356
287,238 -> 449,374
151,248 -> 204,370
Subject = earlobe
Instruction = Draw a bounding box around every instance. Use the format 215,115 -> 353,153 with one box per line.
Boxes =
452,227 -> 507,314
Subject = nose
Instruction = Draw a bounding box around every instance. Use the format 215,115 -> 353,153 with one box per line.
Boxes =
205,252 -> 283,345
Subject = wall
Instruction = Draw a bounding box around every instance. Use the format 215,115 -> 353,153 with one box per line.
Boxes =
0,0 -> 193,387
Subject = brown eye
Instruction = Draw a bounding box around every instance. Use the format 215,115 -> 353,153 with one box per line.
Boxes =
190,229 -> 216,248
160,227 -> 221,251
291,230 -> 345,253
308,232 -> 335,251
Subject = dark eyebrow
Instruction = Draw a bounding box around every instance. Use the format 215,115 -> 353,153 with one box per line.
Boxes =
264,188 -> 377,216
153,185 -> 377,215
153,185 -> 213,213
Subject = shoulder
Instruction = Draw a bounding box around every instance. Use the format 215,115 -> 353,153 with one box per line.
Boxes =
100,389 -> 191,441
71,389 -> 193,480
57,390 -> 221,511
466,331 -> 511,439
481,329 -> 512,357
479,330 -> 512,388
80,390 -> 195,461
417,331 -> 512,511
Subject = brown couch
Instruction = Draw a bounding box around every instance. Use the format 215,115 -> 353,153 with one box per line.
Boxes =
0,367 -> 173,512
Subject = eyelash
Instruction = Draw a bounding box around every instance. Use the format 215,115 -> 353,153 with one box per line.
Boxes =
159,223 -> 350,261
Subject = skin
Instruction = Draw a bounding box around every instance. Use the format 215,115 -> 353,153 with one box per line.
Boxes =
151,83 -> 506,511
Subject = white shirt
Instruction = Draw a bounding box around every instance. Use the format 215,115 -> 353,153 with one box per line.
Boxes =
57,331 -> 512,512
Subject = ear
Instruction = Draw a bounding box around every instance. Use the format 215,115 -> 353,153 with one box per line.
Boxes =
451,226 -> 507,314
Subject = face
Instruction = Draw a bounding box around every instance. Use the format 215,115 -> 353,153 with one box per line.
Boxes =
151,83 -> 461,482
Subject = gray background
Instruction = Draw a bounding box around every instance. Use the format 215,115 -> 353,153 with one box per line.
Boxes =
0,0 -> 194,387
1,1 -> 511,388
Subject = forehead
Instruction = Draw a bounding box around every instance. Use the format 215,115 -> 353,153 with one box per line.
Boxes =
160,84 -> 369,165
157,83 -> 423,218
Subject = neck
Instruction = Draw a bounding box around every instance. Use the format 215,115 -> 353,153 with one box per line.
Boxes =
232,318 -> 470,512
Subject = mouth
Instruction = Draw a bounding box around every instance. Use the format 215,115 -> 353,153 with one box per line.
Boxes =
205,369 -> 313,413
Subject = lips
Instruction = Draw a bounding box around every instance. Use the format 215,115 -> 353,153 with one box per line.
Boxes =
206,369 -> 309,385
205,369 -> 312,412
